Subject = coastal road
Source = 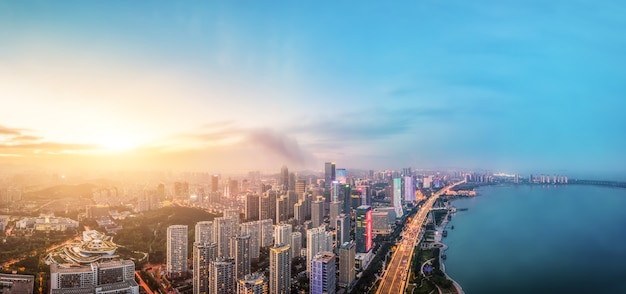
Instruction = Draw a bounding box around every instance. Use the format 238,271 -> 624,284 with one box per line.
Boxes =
376,181 -> 464,294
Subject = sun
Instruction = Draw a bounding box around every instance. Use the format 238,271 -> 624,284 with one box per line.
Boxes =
98,136 -> 138,152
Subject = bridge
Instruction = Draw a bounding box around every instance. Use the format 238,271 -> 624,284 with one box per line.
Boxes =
376,180 -> 465,294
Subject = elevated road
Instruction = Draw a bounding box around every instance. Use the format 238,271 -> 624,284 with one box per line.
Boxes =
376,181 -> 465,294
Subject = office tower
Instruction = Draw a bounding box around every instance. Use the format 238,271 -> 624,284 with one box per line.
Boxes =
225,208 -> 241,226
215,217 -> 236,258
330,181 -> 340,203
231,234 -> 251,279
280,166 -> 289,191
259,194 -> 271,221
324,231 -> 334,252
329,201 -> 341,229
274,224 -> 292,248
246,194 -> 260,221
288,172 -> 296,192
287,191 -> 297,217
269,244 -> 291,294
193,242 -> 217,294
357,185 -> 370,206
403,176 -> 415,202
294,201 -> 305,225
240,221 -> 261,259
306,226 -> 326,275
338,242 -> 355,287
324,162 -> 336,189
237,272 -> 268,294
211,175 -> 219,192
295,179 -> 306,196
259,219 -> 274,247
266,190 -> 278,224
195,221 -> 214,244
50,260 -> 138,293
310,252 -> 336,294
355,205 -> 372,253
372,211 -> 391,234
291,232 -> 302,258
392,178 -> 404,218
402,167 -> 412,177
336,213 -> 350,246
342,184 -> 352,214
276,196 -> 288,223
208,258 -> 235,294
167,225 -> 188,279
229,179 -> 239,197
311,200 -> 324,228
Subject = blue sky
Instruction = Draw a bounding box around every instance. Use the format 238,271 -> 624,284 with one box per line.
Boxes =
0,1 -> 624,173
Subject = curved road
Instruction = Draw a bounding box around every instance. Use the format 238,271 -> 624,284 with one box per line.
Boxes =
376,181 -> 464,294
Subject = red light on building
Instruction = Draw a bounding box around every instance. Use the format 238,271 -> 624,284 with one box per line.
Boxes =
365,209 -> 372,252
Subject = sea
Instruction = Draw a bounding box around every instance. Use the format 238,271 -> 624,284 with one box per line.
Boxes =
444,184 -> 626,294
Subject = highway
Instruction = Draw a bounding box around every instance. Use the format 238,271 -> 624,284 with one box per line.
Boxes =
376,181 -> 464,294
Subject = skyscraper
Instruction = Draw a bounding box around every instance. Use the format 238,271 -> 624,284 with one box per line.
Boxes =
392,178 -> 404,218
324,162 -> 336,189
259,219 -> 274,248
329,201 -> 341,229
355,205 -> 372,253
208,258 -> 235,294
280,166 -> 289,191
276,196 -> 288,223
357,185 -> 370,206
336,213 -> 350,246
246,194 -> 260,221
195,221 -> 213,244
295,179 -> 306,197
335,168 -> 347,184
211,175 -> 219,192
311,200 -> 324,228
338,242 -> 355,288
269,244 -> 291,294
259,194 -> 272,221
310,252 -> 336,294
237,272 -> 268,294
306,226 -> 326,275
215,217 -> 236,258
240,221 -> 261,260
274,224 -> 292,249
193,242 -> 217,294
291,232 -> 302,259
294,201 -> 305,225
231,234 -> 251,280
167,225 -> 188,279
403,176 -> 415,202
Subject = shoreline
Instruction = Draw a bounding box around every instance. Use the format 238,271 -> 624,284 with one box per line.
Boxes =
435,208 -> 465,294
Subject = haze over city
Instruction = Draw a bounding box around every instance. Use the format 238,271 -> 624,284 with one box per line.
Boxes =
2,1 -> 625,174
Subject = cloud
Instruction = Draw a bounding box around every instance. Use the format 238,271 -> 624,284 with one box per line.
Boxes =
246,129 -> 311,165
0,125 -> 26,136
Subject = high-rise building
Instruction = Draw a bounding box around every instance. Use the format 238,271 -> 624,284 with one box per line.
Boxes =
336,169 -> 347,185
246,194 -> 260,221
231,235 -> 251,280
224,208 -> 241,226
274,224 -> 292,249
324,162 -> 336,189
208,258 -> 235,294
338,242 -> 355,287
240,222 -> 261,260
329,201 -> 341,229
211,175 -> 219,192
310,252 -> 336,294
295,179 -> 306,197
403,176 -> 415,202
237,272 -> 268,294
336,214 -> 350,246
311,200 -> 324,228
357,185 -> 370,206
167,225 -> 188,279
276,196 -> 288,223
195,221 -> 214,244
355,205 -> 372,253
291,232 -> 302,259
259,194 -> 272,221
215,217 -> 236,258
269,244 -> 291,294
392,178 -> 404,218
193,242 -> 217,294
259,219 -> 274,248
306,226 -> 326,275
280,166 -> 289,191
342,184 -> 352,214
294,201 -> 305,225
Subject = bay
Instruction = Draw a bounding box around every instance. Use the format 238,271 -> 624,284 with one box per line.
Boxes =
444,185 -> 626,294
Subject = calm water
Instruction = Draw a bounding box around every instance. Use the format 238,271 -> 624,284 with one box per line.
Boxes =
444,185 -> 626,294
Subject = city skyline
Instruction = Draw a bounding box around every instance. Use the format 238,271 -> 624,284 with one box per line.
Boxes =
1,1 -> 625,175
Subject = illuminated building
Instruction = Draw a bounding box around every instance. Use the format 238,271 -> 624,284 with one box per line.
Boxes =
195,221 -> 214,244
392,178 -> 404,218
336,213 -> 350,246
338,242 -> 355,288
404,176 -> 415,202
193,242 -> 217,294
355,205 -> 372,253
237,273 -> 268,294
335,168 -> 347,184
310,252 -> 336,294
167,225 -> 188,279
231,234 -> 251,280
269,244 -> 291,294
324,162 -> 336,189
208,258 -> 235,294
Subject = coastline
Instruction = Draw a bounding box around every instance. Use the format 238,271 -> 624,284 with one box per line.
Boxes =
435,207 -> 464,294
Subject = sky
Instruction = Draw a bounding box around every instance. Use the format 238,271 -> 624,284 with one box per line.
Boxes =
0,1 -> 625,174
